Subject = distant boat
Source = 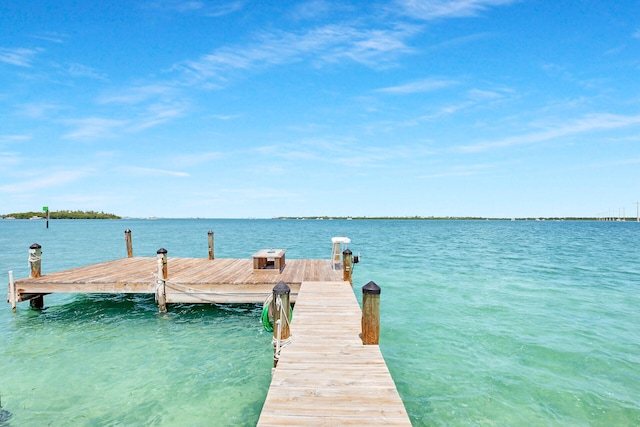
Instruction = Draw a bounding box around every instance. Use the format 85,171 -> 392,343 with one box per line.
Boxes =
29,216 -> 42,220
347,217 -> 353,221
4,216 -> 16,220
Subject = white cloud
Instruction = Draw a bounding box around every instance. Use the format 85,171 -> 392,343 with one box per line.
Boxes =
62,117 -> 128,140
98,85 -> 176,105
466,88 -> 505,101
30,32 -> 67,44
376,78 -> 457,94
144,0 -> 203,12
17,103 -> 64,119
65,63 -> 107,80
0,169 -> 90,193
0,151 -> 21,167
173,23 -> 418,86
397,0 -> 518,20
0,134 -> 31,142
420,161 -> 507,178
291,0 -> 334,20
62,104 -> 184,139
211,114 -> 243,121
119,166 -> 190,177
172,151 -> 224,167
457,113 -> 640,153
206,1 -> 245,17
0,47 -> 41,67
144,0 -> 244,16
129,104 -> 185,131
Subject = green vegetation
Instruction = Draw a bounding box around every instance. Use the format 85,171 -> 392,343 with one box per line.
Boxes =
2,210 -> 120,219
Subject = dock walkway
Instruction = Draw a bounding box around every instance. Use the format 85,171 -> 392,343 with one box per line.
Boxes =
258,281 -> 411,426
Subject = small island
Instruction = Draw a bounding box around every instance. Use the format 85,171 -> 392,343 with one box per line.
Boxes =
2,210 -> 121,220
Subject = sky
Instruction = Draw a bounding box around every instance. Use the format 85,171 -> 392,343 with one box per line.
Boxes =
1,0 -> 640,219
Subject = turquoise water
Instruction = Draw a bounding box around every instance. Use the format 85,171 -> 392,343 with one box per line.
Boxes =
1,219 -> 639,426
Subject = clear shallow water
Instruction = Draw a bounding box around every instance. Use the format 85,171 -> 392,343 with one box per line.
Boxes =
1,219 -> 639,426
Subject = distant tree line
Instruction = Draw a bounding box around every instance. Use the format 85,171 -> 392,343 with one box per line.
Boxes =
275,216 -> 605,221
2,210 -> 121,219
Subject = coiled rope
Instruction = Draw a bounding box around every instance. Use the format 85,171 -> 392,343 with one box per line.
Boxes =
261,293 -> 292,332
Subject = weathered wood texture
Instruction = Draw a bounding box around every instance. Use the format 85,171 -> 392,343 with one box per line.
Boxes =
258,281 -> 411,426
9,258 -> 342,304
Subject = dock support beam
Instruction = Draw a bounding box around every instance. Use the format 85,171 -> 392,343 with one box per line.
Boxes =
272,280 -> 291,367
29,243 -> 44,309
342,249 -> 353,285
156,248 -> 168,312
362,281 -> 381,345
125,229 -> 133,258
208,230 -> 214,260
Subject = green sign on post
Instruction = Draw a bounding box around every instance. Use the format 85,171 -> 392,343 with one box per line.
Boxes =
43,206 -> 48,211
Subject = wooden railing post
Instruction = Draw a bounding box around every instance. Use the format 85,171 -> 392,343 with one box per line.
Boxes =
342,248 -> 353,284
124,229 -> 133,258
208,230 -> 214,260
29,243 -> 44,309
156,248 -> 168,312
272,280 -> 291,367
362,281 -> 381,345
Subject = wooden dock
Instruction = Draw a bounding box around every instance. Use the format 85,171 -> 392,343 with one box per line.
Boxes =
8,238 -> 411,425
9,257 -> 343,305
258,281 -> 411,426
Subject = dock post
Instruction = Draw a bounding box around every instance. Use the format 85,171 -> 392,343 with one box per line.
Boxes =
156,248 -> 168,312
208,230 -> 214,260
8,270 -> 16,311
125,229 -> 133,258
272,280 -> 291,367
342,248 -> 353,285
361,281 -> 381,345
29,243 -> 44,309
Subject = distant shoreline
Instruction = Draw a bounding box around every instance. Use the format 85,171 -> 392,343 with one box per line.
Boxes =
274,216 -> 633,221
1,210 -> 120,220
2,213 -> 636,221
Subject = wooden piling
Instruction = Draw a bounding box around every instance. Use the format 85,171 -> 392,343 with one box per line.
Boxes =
8,270 -> 16,311
208,230 -> 214,260
342,248 -> 353,284
124,229 -> 133,258
272,280 -> 291,367
29,243 -> 42,278
156,248 -> 168,312
362,281 -> 381,345
29,243 -> 44,309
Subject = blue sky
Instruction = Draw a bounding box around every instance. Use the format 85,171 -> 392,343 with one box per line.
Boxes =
1,0 -> 639,218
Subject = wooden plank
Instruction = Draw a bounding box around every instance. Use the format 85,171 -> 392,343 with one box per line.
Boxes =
258,281 -> 411,426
